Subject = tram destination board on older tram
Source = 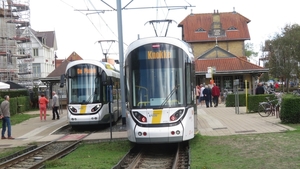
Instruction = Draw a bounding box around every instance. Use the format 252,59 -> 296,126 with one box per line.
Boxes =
61,60 -> 121,127
125,36 -> 196,144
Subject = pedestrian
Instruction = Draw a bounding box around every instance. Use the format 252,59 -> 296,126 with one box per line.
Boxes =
39,93 -> 49,121
0,95 -> 14,139
52,91 -> 60,120
212,83 -> 221,107
255,83 -> 265,95
202,85 -> 212,108
275,82 -> 279,89
196,85 -> 200,105
199,84 -> 205,106
208,84 -> 213,107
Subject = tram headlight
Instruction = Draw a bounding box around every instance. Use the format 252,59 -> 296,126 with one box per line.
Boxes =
132,111 -> 147,122
170,109 -> 184,121
68,106 -> 77,113
91,104 -> 101,112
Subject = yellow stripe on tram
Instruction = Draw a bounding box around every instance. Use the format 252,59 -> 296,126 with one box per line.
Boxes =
80,105 -> 87,114
152,109 -> 162,124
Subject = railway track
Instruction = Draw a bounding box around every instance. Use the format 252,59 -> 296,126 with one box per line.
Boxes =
113,141 -> 190,169
0,134 -> 91,169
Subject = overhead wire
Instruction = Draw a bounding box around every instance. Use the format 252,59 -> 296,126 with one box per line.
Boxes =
86,0 -> 128,57
158,0 -> 193,36
60,0 -> 105,39
159,0 -> 170,36
60,0 -> 129,57
87,0 -> 128,48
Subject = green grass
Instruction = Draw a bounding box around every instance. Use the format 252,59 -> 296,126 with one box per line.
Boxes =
48,124 -> 300,169
45,141 -> 133,169
1,114 -> 300,169
0,146 -> 27,159
0,113 -> 40,126
190,127 -> 300,169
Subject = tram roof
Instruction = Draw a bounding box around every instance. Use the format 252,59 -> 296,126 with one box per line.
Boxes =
65,60 -> 120,78
125,36 -> 194,59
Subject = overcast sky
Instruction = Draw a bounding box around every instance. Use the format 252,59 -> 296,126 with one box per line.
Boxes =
30,0 -> 300,64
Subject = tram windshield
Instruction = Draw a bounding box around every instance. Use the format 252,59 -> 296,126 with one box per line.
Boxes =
127,43 -> 186,108
67,64 -> 101,104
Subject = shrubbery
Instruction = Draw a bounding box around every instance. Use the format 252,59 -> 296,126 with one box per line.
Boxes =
226,93 -> 300,123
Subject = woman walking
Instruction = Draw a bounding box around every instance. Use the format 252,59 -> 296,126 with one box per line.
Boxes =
39,93 -> 49,121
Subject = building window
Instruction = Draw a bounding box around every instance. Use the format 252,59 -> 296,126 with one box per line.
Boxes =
223,76 -> 233,92
33,48 -> 39,56
18,48 -> 25,55
213,76 -> 221,88
228,26 -> 237,30
32,63 -> 41,78
234,75 -> 244,89
195,27 -> 206,32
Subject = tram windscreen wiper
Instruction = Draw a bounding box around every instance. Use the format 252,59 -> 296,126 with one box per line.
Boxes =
160,84 -> 179,107
85,94 -> 94,103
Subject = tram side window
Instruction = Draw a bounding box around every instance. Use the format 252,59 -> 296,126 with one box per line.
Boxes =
186,63 -> 192,104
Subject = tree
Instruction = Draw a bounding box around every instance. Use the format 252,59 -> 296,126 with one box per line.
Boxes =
266,24 -> 300,91
245,42 -> 258,58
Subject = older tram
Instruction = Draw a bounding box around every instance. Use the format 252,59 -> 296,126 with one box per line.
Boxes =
63,60 -> 121,126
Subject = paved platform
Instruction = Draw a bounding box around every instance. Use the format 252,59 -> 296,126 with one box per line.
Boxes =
0,104 -> 295,148
196,103 -> 294,136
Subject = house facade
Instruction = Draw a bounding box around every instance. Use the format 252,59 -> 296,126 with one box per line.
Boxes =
178,10 -> 268,94
29,28 -> 57,79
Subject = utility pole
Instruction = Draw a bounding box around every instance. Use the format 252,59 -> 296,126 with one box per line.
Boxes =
116,0 -> 126,126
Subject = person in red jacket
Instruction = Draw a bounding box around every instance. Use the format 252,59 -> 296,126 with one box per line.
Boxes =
39,93 -> 49,121
212,83 -> 220,107
274,82 -> 279,89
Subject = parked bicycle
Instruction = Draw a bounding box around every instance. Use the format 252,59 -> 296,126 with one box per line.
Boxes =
257,95 -> 282,117
292,89 -> 300,96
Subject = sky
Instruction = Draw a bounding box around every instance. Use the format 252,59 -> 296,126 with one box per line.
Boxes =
29,0 -> 300,64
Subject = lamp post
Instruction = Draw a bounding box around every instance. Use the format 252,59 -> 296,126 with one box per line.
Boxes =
54,52 -> 58,69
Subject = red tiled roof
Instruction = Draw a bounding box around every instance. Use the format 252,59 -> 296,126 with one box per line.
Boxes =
178,12 -> 251,42
55,51 -> 83,68
55,59 -> 64,68
47,60 -> 70,77
195,57 -> 267,74
66,51 -> 83,61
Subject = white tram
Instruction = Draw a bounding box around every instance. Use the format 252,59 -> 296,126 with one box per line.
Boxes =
125,37 -> 196,143
63,60 -> 121,126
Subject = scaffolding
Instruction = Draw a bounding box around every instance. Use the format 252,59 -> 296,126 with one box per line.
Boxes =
0,0 -> 31,84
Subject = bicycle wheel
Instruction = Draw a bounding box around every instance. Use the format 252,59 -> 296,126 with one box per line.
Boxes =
258,102 -> 272,117
264,104 -> 273,117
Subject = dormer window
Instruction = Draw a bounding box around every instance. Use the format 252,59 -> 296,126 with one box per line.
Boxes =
38,37 -> 46,44
195,28 -> 206,32
228,26 -> 237,30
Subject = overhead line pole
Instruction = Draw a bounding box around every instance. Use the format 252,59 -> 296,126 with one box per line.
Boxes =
116,0 -> 126,126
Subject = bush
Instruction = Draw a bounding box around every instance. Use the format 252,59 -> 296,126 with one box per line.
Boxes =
247,94 -> 277,113
0,90 -> 29,98
0,96 -> 31,115
226,94 -> 247,107
280,96 -> 300,123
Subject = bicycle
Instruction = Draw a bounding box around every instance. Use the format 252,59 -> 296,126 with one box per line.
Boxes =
257,97 -> 281,117
292,89 -> 300,96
